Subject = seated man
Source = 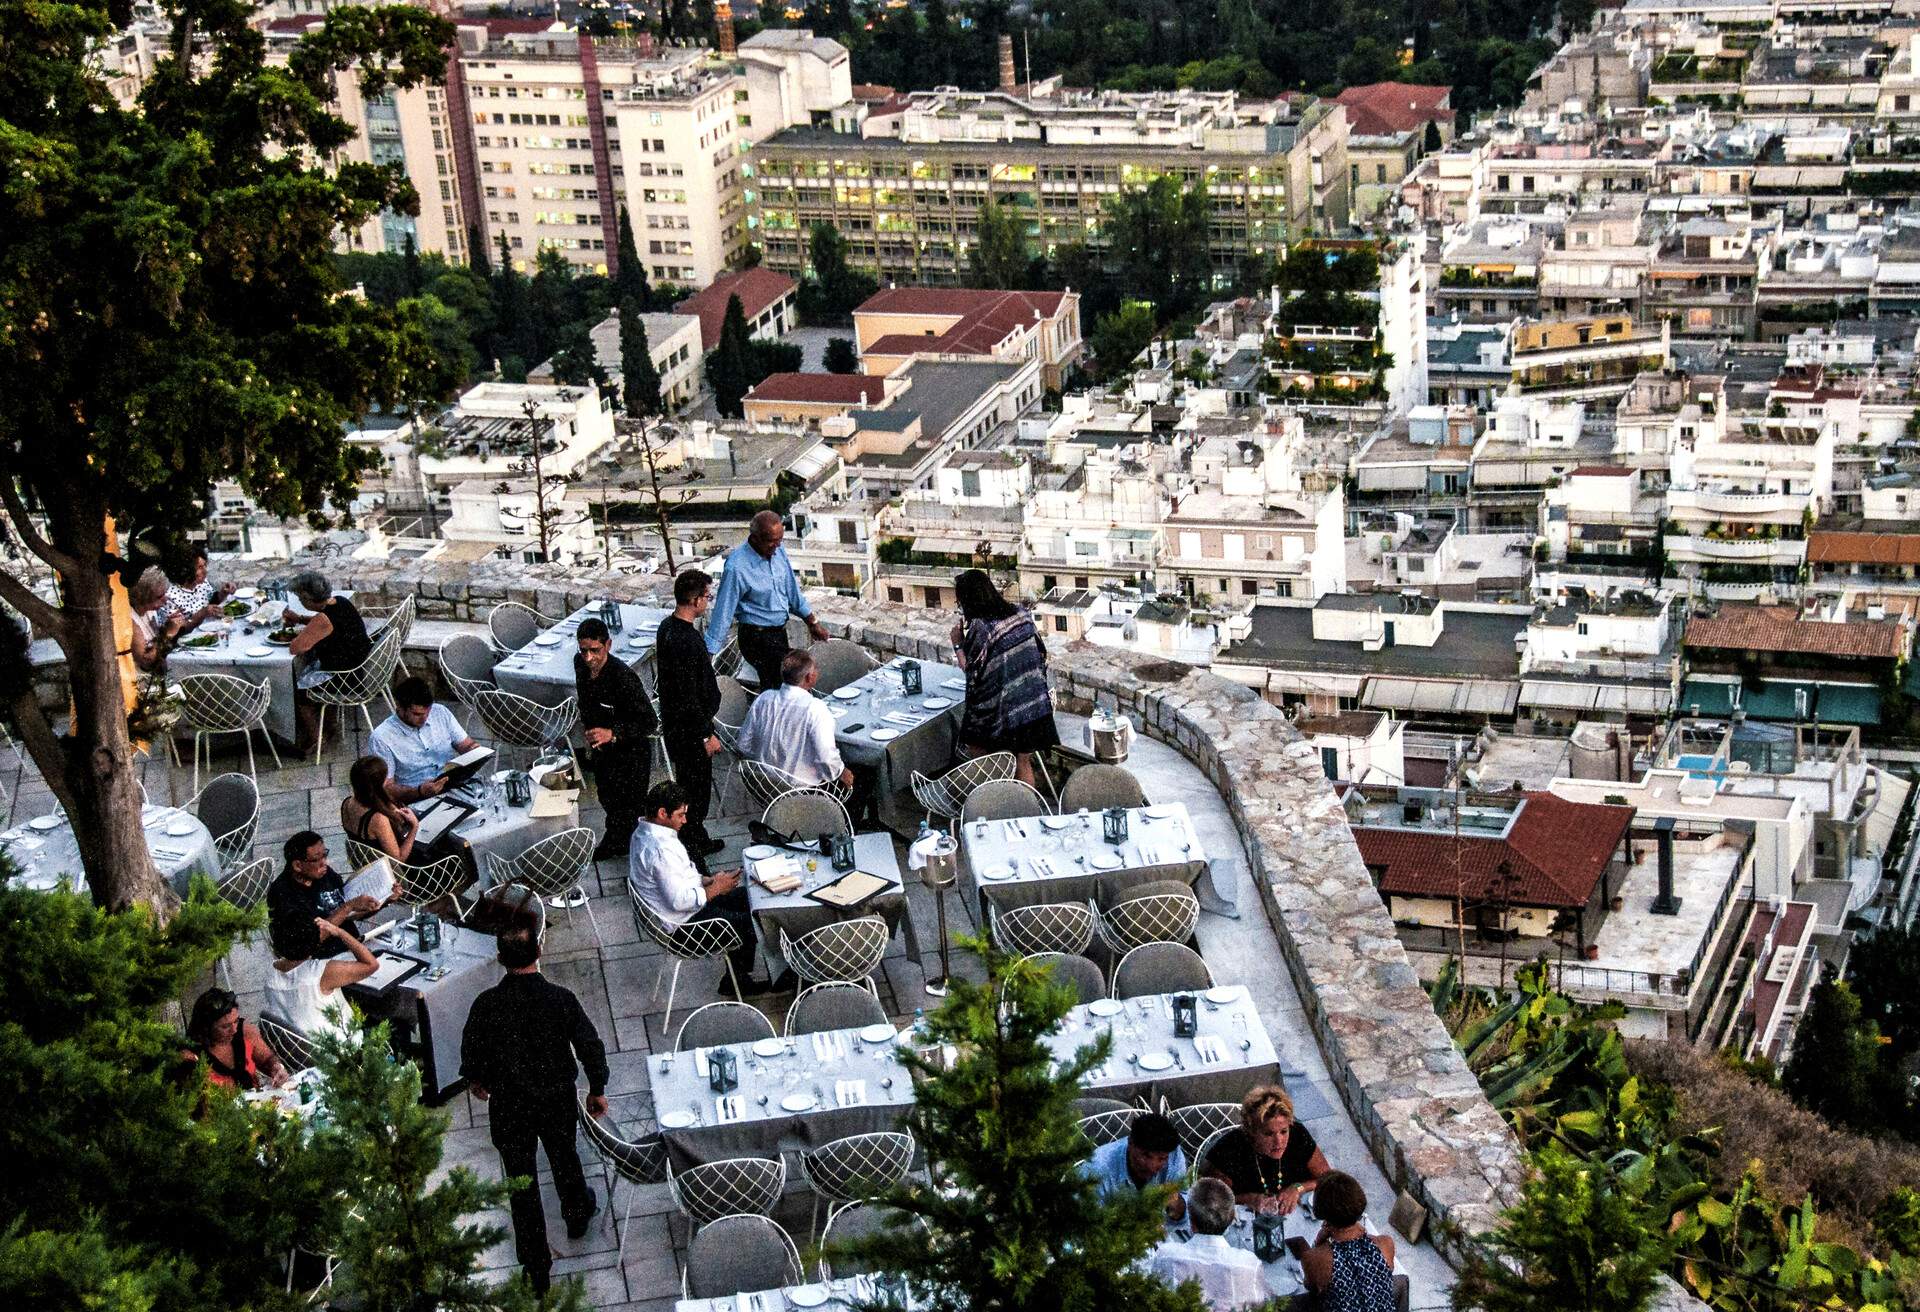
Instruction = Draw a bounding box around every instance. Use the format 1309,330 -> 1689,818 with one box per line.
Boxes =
736,649 -> 875,824
1199,1085 -> 1331,1217
1147,1177 -> 1266,1311
369,677 -> 481,805
266,831 -> 380,960
1083,1112 -> 1189,1221
629,781 -> 771,996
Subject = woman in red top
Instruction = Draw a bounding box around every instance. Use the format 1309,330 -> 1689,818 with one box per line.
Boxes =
183,988 -> 289,1091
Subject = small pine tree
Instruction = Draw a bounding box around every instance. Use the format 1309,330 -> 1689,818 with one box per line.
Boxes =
548,320 -> 605,388
1782,976 -> 1904,1136
614,207 -> 651,311
402,231 -> 423,296
708,292 -> 754,417
620,292 -> 663,416
468,223 -> 492,277
824,336 -> 859,373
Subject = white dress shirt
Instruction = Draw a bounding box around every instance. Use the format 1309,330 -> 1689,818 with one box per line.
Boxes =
629,818 -> 706,929
737,683 -> 844,786
1148,1233 -> 1268,1311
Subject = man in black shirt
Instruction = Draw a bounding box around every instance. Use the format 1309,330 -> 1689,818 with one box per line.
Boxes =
265,831 -> 378,960
460,929 -> 609,1295
653,569 -> 725,862
575,616 -> 658,861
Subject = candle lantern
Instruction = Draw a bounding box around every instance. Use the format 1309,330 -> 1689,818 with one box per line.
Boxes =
707,1046 -> 738,1093
416,914 -> 442,953
831,832 -> 856,871
900,659 -> 922,695
599,599 -> 624,633
505,771 -> 532,807
1172,993 -> 1197,1038
1252,1212 -> 1285,1263
1103,806 -> 1129,845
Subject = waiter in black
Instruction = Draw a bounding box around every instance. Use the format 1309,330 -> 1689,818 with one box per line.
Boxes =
460,929 -> 608,1295
575,615 -> 658,860
654,568 -> 726,863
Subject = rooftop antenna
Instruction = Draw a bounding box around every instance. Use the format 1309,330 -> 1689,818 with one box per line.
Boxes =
1023,27 -> 1032,89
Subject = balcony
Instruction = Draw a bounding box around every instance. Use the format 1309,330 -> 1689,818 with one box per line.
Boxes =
1669,486 -> 1807,516
1663,533 -> 1804,562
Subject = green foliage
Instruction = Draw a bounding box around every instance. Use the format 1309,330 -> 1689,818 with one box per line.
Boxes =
825,938 -> 1207,1312
620,296 -> 664,417
709,294 -> 756,418
1846,921 -> 1920,1065
1103,176 -> 1213,316
615,206 -> 652,311
1090,301 -> 1158,378
1782,977 -> 1909,1138
824,337 -> 860,374
798,223 -> 880,324
969,197 -> 1035,290
548,320 -> 605,388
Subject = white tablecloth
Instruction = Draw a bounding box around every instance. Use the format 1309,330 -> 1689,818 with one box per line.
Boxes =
3,805 -> 221,897
746,830 -> 916,956
170,607 -> 299,743
348,923 -> 502,1103
436,778 -> 582,888
960,804 -> 1207,912
1047,987 -> 1281,1108
492,603 -> 673,707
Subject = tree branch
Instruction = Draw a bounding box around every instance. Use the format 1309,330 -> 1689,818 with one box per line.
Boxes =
8,691 -> 76,818
0,479 -> 83,580
0,563 -> 65,644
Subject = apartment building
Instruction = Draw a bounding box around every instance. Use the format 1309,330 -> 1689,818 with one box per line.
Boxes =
1333,82 -> 1454,221
752,84 -> 1350,285
1509,314 -> 1673,402
1643,216 -> 1766,338
851,287 -> 1084,390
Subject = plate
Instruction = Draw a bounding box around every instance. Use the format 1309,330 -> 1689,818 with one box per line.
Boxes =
870,728 -> 900,742
780,1092 -> 816,1112
1040,816 -> 1072,830
789,1286 -> 832,1308
743,845 -> 779,861
1206,986 -> 1242,1005
921,696 -> 953,710
532,633 -> 563,647
752,1037 -> 786,1058
831,687 -> 861,701
1088,852 -> 1122,870
1144,805 -> 1180,819
859,1024 -> 896,1043
233,587 -> 260,599
28,815 -> 61,832
979,864 -> 1014,881
659,1109 -> 698,1129
1137,1051 -> 1174,1072
1088,999 -> 1123,1017
246,646 -> 273,658
164,817 -> 196,838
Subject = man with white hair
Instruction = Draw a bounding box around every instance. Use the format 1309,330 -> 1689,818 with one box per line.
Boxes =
705,509 -> 828,692
1147,1176 -> 1266,1310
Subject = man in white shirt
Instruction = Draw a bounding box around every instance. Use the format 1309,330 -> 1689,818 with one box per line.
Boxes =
1148,1177 -> 1267,1311
736,649 -> 877,824
369,678 -> 481,804
628,781 -> 768,995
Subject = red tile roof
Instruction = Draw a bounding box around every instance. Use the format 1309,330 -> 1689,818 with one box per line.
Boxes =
1570,465 -> 1634,477
1684,603 -> 1909,659
744,372 -> 888,406
1354,792 -> 1633,909
1807,530 -> 1920,567
1335,82 -> 1455,138
675,269 -> 797,350
855,288 -> 1073,360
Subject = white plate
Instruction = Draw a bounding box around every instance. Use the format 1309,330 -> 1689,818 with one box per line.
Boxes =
1040,816 -> 1072,830
233,587 -> 260,599
743,845 -> 779,861
659,1109 -> 698,1129
164,817 -> 196,838
789,1286 -> 832,1308
752,1037 -> 786,1058
532,633 -> 563,647
859,1024 -> 896,1043
1088,852 -> 1122,870
831,687 -> 861,701
28,815 -> 61,832
246,645 -> 274,658
979,864 -> 1014,881
920,696 -> 953,710
780,1092 -> 816,1112
1088,998 -> 1123,1017
1144,805 -> 1180,819
1137,1051 -> 1174,1072
870,728 -> 900,742
1206,986 -> 1242,1005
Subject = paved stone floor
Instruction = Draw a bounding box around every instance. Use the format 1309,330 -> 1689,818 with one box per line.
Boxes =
5,696 -> 1453,1310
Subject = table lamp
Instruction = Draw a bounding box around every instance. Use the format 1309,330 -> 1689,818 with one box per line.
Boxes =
831,832 -> 856,872
900,658 -> 922,695
921,833 -> 957,996
706,1046 -> 738,1094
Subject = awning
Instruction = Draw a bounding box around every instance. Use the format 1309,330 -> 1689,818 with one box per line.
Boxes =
1678,677 -> 1880,726
1257,670 -> 1366,698
1363,677 -> 1519,717
1520,680 -> 1672,715
1863,770 -> 1911,862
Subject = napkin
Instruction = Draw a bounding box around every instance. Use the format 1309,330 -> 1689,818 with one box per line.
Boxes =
882,710 -> 921,727
835,1079 -> 868,1108
1032,856 -> 1058,878
812,1031 -> 846,1062
1194,1036 -> 1226,1065
906,830 -> 942,872
714,1095 -> 745,1123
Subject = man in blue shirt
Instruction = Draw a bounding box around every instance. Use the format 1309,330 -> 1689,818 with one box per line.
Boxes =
368,677 -> 480,804
705,509 -> 828,691
1084,1112 -> 1189,1221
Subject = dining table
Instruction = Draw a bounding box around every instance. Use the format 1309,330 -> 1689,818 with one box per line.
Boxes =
428,772 -> 582,889
492,602 -> 673,708
676,1274 -> 917,1312
1160,1203 -> 1402,1301
744,830 -> 920,968
168,591 -> 300,743
1045,986 -> 1282,1110
2,803 -> 221,897
960,803 -> 1208,914
345,922 -> 502,1103
648,1022 -> 916,1168
824,657 -> 966,802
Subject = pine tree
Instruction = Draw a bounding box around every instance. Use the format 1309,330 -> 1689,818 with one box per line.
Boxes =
707,292 -> 754,417
548,320 -> 605,388
469,223 -> 492,277
620,294 -> 663,416
615,207 -> 651,311
402,231 -> 423,296
1782,977 -> 1904,1135
824,336 -> 859,373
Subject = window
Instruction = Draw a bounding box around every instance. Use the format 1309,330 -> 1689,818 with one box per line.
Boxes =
1054,616 -> 1068,632
887,586 -> 904,603
960,469 -> 981,497
1241,579 -> 1258,596
1074,576 -> 1089,590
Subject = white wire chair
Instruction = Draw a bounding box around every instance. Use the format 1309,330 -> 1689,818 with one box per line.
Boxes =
307,624 -> 405,764
710,676 -> 753,814
779,915 -> 888,993
990,900 -> 1097,957
627,877 -> 745,1030
761,788 -> 851,841
437,633 -> 498,706
178,673 -> 282,794
467,688 -> 579,771
960,778 -> 1051,824
487,601 -> 552,654
1111,942 -> 1214,999
785,982 -> 887,1037
1017,951 -> 1106,1007
675,1000 -> 776,1052
809,639 -> 877,694
578,1095 -> 669,1263
712,636 -> 744,682
1167,1101 -> 1246,1160
684,1214 -> 805,1299
819,1204 -> 933,1282
344,836 -> 471,921
257,1014 -> 317,1073
667,1154 -> 787,1226
798,1131 -> 916,1241
213,855 -> 276,987
1075,1107 -> 1141,1149
362,593 -> 417,647
485,826 -> 599,944
910,751 -> 1017,832
739,758 -> 849,813
189,772 -> 260,873
1094,884 -> 1201,956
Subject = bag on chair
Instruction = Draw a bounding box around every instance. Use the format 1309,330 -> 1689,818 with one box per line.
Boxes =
463,883 -> 542,938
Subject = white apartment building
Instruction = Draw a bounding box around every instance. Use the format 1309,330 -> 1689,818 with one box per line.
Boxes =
1020,450 -> 1164,597
1161,426 -> 1347,603
443,478 -> 600,566
417,382 -> 616,493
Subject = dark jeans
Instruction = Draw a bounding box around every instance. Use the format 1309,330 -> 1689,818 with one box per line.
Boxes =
737,622 -> 789,693
592,742 -> 652,855
664,732 -> 715,856
687,882 -> 759,980
489,1086 -> 594,1282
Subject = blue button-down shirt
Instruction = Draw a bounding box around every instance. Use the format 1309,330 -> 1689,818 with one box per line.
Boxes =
1083,1137 -> 1188,1200
368,703 -> 470,789
705,539 -> 812,654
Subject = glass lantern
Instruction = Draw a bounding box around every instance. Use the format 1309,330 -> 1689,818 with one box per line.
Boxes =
415,913 -> 442,953
831,832 -> 856,872
1103,806 -> 1129,845
706,1046 -> 738,1093
599,599 -> 624,633
505,771 -> 532,807
1252,1211 -> 1285,1263
900,659 -> 922,695
1172,993 -> 1197,1038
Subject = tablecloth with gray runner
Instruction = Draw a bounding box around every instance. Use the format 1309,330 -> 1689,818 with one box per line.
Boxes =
492,603 -> 673,707
1044,987 -> 1280,1110
349,923 -> 502,1103
827,658 -> 966,798
169,611 -> 299,744
960,804 -> 1207,913
746,830 -> 919,964
651,1024 -> 914,1168
3,805 -> 220,897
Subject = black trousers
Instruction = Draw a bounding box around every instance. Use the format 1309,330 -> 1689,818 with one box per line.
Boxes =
737,622 -> 789,693
489,1086 -> 594,1280
592,741 -> 652,855
664,731 -> 714,856
688,882 -> 759,979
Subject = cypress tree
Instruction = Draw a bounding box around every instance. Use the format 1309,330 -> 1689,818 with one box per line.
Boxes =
620,292 -> 663,416
707,292 -> 753,417
615,207 -> 651,311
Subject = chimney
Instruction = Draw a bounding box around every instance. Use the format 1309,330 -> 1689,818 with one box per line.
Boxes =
1651,816 -> 1682,916
998,34 -> 1017,91
714,0 -> 735,55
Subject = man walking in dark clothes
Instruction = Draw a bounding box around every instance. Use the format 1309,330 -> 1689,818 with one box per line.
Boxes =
576,615 -> 658,860
460,929 -> 609,1294
654,569 -> 726,863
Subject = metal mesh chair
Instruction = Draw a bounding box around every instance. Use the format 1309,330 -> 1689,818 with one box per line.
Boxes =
711,676 -> 754,814
1112,942 -> 1214,999
257,1014 -> 317,1074
646,690 -> 673,782
780,915 -> 888,992
190,772 -> 260,873
1019,952 -> 1106,1007
578,1096 -> 669,1262
820,1203 -> 930,1282
485,826 -> 598,944
1168,1102 -> 1246,1159
675,1000 -> 776,1052
361,593 -> 416,646
799,1131 -> 915,1240
1095,883 -> 1201,955
179,673 -> 282,793
785,982 -> 886,1037
809,639 -> 877,694
306,624 -> 404,764
667,1154 -> 786,1226
712,635 -> 744,682
486,601 -> 551,654
468,688 -> 579,770
345,836 -> 471,921
740,758 -> 849,812
213,855 -> 276,987
685,1215 -> 804,1299
437,634 -> 498,706
628,877 -> 745,1030
762,788 -> 851,841
960,778 -> 1051,824
1059,764 -> 1148,813
1076,1107 -> 1142,1149
990,900 -> 1097,956
910,751 -> 1017,832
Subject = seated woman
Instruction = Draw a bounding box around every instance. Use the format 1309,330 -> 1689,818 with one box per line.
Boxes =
265,915 -> 379,1043
341,755 -> 419,865
129,566 -> 182,673
182,987 -> 288,1092
1198,1085 -> 1332,1216
158,544 -> 232,633
1298,1171 -> 1398,1312
284,569 -> 373,754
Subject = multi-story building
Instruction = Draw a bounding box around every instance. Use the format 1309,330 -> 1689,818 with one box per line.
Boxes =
752,84 -> 1349,285
1333,82 -> 1454,221
851,288 -> 1084,391
1508,313 -> 1673,402
1643,216 -> 1766,338
527,309 -> 703,410
413,381 -> 617,496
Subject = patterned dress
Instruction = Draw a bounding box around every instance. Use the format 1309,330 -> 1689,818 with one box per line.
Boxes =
1325,1234 -> 1397,1312
959,611 -> 1059,754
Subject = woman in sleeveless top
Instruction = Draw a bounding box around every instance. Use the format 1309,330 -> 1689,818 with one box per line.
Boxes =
266,916 -> 378,1043
340,754 -> 419,865
285,569 -> 374,753
1299,1171 -> 1398,1312
182,987 -> 288,1091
